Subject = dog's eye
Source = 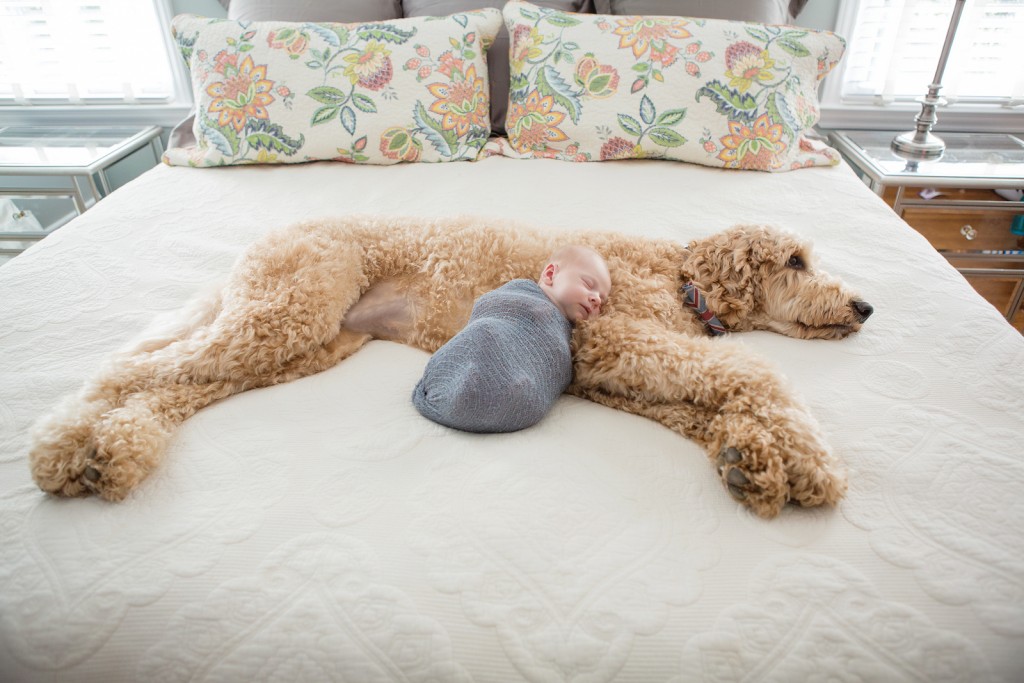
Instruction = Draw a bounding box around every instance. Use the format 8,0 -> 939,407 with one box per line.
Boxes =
786,254 -> 805,270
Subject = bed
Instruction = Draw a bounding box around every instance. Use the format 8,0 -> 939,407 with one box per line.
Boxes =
2,1 -> 1023,682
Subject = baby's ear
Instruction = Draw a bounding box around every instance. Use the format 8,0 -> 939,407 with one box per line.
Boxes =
541,262 -> 557,285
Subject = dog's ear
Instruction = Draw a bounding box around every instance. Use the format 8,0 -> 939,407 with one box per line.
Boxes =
686,227 -> 760,320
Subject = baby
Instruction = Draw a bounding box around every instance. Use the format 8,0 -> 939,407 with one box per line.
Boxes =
412,245 -> 611,433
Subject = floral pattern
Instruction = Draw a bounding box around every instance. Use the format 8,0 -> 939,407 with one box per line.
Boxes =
717,113 -> 786,170
723,41 -> 774,91
506,90 -> 570,155
165,11 -> 501,167
501,0 -> 845,172
206,54 -> 275,133
427,64 -> 489,137
610,16 -> 692,59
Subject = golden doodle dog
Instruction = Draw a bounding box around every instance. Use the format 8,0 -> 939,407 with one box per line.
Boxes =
29,215 -> 872,518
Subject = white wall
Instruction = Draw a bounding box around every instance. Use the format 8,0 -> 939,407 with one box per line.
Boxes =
171,0 -> 226,16
795,0 -> 840,31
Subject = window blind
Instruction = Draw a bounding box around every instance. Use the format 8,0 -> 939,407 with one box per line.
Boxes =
838,0 -> 1024,107
0,0 -> 176,104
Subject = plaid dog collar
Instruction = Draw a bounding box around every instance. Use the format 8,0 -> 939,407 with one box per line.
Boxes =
682,282 -> 727,336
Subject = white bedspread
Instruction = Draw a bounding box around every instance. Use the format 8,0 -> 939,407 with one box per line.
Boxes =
1,156 -> 1022,682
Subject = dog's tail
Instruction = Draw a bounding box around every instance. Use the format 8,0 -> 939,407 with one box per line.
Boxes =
115,281 -> 226,360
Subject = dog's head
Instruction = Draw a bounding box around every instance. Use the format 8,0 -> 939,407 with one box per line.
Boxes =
685,225 -> 872,340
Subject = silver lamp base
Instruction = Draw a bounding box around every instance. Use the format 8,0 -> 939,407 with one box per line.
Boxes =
891,130 -> 946,160
890,0 -> 967,162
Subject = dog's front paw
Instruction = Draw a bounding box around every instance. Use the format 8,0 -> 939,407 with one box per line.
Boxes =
714,445 -> 789,518
785,447 -> 848,508
765,406 -> 848,509
716,447 -> 754,500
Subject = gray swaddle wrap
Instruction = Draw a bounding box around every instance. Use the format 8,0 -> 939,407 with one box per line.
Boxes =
412,279 -> 573,433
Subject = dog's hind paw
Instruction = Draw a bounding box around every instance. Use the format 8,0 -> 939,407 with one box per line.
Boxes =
83,465 -> 102,484
75,453 -> 130,502
29,397 -> 111,498
82,404 -> 172,501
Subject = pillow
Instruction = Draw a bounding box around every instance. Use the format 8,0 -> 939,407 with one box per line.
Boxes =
169,1 -> 403,151
164,10 -> 502,166
228,0 -> 403,22
402,1 -> 594,136
592,0 -> 790,24
501,0 -> 844,171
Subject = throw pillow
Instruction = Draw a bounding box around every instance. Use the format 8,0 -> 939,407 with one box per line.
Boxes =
501,0 -> 845,171
164,9 -> 502,166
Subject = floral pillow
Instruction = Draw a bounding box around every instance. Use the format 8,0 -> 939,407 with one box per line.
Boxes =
164,10 -> 501,166
500,0 -> 845,171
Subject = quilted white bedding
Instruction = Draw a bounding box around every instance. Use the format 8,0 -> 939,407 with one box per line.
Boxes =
1,156 -> 1022,682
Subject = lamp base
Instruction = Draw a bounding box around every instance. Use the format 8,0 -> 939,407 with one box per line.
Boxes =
891,130 -> 945,160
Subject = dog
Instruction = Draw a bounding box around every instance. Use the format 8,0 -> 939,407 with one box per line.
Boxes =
29,215 -> 872,518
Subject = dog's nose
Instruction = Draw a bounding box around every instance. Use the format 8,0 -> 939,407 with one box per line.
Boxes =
852,300 -> 873,322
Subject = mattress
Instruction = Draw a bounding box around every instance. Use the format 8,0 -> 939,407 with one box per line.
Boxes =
1,155 -> 1022,682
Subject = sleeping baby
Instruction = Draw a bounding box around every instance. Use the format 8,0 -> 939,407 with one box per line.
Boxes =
412,245 -> 611,433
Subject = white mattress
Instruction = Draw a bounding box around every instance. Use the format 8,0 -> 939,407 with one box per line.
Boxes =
1,156 -> 1022,682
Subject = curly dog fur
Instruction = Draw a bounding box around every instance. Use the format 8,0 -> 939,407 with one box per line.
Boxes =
29,215 -> 871,518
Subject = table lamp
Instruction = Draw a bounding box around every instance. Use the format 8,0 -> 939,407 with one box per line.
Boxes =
891,0 -> 968,160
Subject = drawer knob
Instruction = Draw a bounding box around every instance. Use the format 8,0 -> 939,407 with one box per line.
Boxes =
960,224 -> 977,240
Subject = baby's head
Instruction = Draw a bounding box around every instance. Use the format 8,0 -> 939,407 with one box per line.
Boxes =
539,245 -> 611,323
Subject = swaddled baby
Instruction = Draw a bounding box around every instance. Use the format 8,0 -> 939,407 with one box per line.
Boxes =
412,245 -> 611,433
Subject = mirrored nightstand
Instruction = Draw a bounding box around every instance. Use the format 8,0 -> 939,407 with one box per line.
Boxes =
829,130 -> 1024,326
0,125 -> 163,261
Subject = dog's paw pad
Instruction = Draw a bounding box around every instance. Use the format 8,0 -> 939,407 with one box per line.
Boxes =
726,468 -> 749,486
716,446 -> 746,472
716,447 -> 760,501
79,445 -> 105,492
727,484 -> 748,500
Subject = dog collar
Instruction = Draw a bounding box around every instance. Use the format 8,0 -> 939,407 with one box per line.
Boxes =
682,282 -> 727,336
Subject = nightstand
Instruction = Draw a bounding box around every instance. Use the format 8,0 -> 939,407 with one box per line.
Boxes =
828,130 -> 1024,327
0,125 -> 163,261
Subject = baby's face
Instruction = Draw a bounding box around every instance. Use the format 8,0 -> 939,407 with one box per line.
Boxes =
548,252 -> 612,323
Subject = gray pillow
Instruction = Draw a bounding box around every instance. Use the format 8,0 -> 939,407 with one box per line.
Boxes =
592,0 -> 791,23
228,0 -> 402,22
402,1 -> 594,136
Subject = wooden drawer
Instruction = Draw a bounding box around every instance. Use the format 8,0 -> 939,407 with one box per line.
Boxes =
952,255 -> 1024,318
885,187 -> 1024,253
881,187 -> 1024,328
905,209 -> 1022,252
970,278 -> 1022,316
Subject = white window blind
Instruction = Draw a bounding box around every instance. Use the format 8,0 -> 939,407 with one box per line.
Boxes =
837,0 -> 1024,107
0,0 -> 177,105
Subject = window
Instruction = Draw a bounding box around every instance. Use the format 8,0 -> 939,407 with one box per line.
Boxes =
0,0 -> 182,105
820,0 -> 1024,131
831,0 -> 1024,108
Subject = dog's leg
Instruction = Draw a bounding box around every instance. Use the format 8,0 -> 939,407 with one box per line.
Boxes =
28,289 -> 228,497
571,387 -> 845,516
570,386 -> 720,442
80,328 -> 370,500
573,315 -> 847,518
31,225 -> 371,500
